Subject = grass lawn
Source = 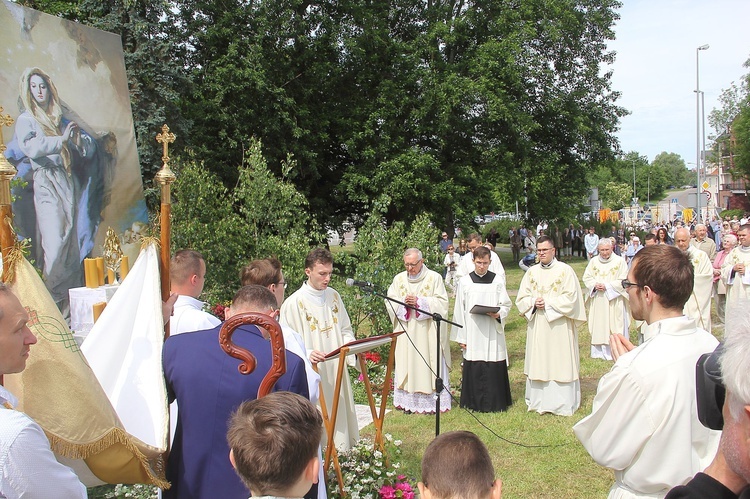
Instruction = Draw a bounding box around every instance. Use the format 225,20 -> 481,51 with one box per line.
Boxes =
353,249 -> 623,498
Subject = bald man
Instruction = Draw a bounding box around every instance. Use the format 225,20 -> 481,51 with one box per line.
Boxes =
690,224 -> 717,261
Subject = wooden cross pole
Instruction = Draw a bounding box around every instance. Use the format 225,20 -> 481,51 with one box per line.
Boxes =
155,124 -> 176,336
0,106 -> 17,283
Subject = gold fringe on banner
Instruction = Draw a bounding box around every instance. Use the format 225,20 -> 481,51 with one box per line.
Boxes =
46,428 -> 169,489
4,254 -> 169,489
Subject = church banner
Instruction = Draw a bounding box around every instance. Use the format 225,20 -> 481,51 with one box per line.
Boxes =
0,0 -> 148,310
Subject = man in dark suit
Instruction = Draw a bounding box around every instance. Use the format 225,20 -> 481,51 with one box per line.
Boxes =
162,285 -> 310,499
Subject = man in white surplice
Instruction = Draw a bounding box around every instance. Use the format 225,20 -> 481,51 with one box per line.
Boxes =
574,244 -> 720,499
675,228 -> 714,332
455,233 -> 505,283
721,224 -> 750,318
515,235 -> 586,416
280,248 -> 359,452
386,248 -> 450,414
582,238 -> 629,360
168,249 -> 221,336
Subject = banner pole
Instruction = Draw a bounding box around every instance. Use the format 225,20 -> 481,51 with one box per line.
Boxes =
0,107 -> 16,285
155,124 -> 176,338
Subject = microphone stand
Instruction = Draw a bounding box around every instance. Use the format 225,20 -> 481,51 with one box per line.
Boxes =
355,284 -> 462,437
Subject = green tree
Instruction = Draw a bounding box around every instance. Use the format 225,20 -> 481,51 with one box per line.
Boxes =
171,139 -> 319,303
651,151 -> 691,189
168,0 -> 625,232
25,0 -> 626,233
601,181 -> 631,209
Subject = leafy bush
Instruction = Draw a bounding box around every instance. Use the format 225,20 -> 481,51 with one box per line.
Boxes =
339,199 -> 440,338
171,139 -> 322,303
720,208 -> 745,221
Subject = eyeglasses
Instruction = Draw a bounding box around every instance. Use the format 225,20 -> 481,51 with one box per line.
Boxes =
404,260 -> 423,268
277,281 -> 288,289
621,279 -> 645,290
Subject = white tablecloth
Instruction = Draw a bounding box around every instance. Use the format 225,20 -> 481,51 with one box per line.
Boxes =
69,285 -> 119,341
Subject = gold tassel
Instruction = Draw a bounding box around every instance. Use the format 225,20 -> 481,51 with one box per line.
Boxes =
2,217 -> 31,285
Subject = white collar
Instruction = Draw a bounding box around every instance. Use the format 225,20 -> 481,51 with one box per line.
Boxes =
0,385 -> 18,409
174,294 -> 208,310
540,258 -> 557,269
407,265 -> 427,282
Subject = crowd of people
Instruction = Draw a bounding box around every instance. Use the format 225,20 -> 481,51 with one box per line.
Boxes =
2,214 -> 750,498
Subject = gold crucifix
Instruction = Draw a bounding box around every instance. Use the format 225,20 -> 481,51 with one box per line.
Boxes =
156,123 -> 176,170
155,123 -> 176,187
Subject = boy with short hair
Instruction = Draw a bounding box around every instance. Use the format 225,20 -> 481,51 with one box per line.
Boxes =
227,391 -> 323,499
418,431 -> 502,499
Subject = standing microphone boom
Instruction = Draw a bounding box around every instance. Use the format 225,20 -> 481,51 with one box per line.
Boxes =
345,278 -> 374,288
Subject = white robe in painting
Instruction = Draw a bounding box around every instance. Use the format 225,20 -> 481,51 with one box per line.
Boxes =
721,245 -> 750,318
515,259 -> 586,416
582,254 -> 629,360
280,283 -> 358,451
386,266 -> 450,413
683,246 -> 713,332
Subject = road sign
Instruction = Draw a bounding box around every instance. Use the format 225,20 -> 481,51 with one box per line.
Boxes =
671,198 -> 678,203
702,181 -> 710,190
703,190 -> 711,201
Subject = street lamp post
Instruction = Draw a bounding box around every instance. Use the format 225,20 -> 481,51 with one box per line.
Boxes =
696,44 -> 709,221
632,158 -> 636,205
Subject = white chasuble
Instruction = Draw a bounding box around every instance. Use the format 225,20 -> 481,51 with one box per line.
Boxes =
386,268 -> 449,396
582,254 -> 629,347
683,246 -> 713,332
721,245 -> 750,316
516,259 -> 585,416
280,283 -> 358,451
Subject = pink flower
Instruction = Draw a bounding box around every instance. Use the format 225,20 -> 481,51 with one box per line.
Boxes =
379,484 -> 396,499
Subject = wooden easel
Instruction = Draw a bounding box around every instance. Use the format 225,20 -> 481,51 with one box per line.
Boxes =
317,331 -> 403,496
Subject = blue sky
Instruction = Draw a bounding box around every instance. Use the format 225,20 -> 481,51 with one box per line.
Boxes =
606,0 -> 750,164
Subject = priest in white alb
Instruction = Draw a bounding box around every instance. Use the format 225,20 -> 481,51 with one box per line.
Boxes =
582,238 -> 629,360
386,248 -> 450,413
515,235 -> 586,416
721,224 -> 750,317
675,228 -> 713,332
280,248 -> 359,451
451,246 -> 513,412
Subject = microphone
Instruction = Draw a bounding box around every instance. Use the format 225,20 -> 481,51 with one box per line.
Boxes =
346,278 -> 374,288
